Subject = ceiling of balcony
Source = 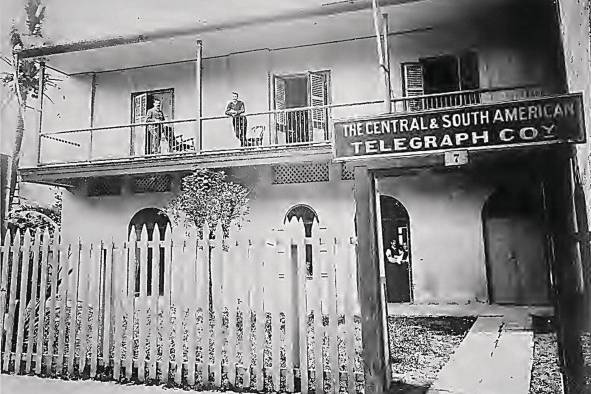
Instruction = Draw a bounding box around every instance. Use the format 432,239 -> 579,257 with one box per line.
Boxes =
24,0 -> 527,75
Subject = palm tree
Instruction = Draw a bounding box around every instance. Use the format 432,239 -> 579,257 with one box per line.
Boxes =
1,0 -> 58,220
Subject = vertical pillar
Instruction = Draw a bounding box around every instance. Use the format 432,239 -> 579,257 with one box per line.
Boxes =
354,166 -> 388,394
371,0 -> 391,112
35,61 -> 45,165
381,13 -> 392,108
543,147 -> 586,393
195,40 -> 203,152
88,73 -> 96,160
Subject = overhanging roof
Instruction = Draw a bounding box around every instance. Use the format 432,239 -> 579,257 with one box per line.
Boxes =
15,0 -> 520,75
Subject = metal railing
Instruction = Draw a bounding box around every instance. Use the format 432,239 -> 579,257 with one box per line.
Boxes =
37,84 -> 552,164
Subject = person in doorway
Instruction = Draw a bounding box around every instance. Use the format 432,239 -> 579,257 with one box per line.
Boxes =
225,92 -> 248,146
386,239 -> 408,265
146,98 -> 166,154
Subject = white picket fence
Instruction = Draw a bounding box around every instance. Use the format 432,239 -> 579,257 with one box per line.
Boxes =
0,220 -> 363,393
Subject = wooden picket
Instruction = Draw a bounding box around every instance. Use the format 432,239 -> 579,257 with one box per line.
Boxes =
35,229 -> 50,374
0,222 -> 363,393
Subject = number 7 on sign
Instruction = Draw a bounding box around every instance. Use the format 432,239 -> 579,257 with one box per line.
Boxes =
444,150 -> 469,166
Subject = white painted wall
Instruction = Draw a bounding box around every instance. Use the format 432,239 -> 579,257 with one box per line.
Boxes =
377,172 -> 494,304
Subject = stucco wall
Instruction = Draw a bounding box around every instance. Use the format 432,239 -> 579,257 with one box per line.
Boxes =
61,164 -> 512,305
60,163 -> 356,307
31,8 -> 563,164
377,171 -> 494,304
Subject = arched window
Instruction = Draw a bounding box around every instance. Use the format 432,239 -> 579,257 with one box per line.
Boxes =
128,208 -> 171,296
284,204 -> 319,276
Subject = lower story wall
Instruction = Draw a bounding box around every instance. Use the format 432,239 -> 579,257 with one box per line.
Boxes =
60,161 -> 547,305
377,170 -> 494,304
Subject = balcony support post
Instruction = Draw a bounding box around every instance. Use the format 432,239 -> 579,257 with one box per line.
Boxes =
88,72 -> 96,160
195,40 -> 203,153
35,60 -> 45,165
381,13 -> 392,110
371,0 -> 391,113
354,166 -> 389,394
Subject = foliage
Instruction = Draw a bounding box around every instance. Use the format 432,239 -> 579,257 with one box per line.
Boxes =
1,0 -> 59,218
6,188 -> 62,236
1,1 -> 58,107
165,169 -> 250,238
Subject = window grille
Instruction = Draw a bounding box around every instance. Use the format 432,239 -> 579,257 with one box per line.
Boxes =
132,175 -> 172,193
341,162 -> 355,180
88,178 -> 121,196
272,162 -> 329,184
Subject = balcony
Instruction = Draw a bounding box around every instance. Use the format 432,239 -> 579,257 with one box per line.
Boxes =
36,84 -> 550,167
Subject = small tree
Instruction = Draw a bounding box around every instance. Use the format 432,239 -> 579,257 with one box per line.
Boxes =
165,169 -> 250,238
165,169 -> 250,310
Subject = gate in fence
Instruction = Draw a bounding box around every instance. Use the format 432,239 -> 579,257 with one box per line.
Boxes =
0,220 -> 363,393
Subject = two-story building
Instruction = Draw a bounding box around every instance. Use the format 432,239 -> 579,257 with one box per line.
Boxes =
15,0 -> 588,310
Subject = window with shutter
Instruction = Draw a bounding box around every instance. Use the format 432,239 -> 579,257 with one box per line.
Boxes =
131,93 -> 147,155
308,71 -> 329,140
401,63 -> 425,111
274,76 -> 287,126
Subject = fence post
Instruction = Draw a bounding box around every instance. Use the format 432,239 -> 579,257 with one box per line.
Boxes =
35,229 -> 51,374
286,218 -> 307,393
0,231 -> 12,371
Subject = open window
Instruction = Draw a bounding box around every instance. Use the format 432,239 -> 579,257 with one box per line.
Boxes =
273,71 -> 330,144
402,51 -> 479,110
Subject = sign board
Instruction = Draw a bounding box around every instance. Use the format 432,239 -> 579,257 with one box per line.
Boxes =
333,94 -> 586,161
444,150 -> 469,166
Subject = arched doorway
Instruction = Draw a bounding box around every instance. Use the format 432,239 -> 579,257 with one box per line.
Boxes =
482,186 -> 550,305
379,196 -> 412,303
128,208 -> 171,296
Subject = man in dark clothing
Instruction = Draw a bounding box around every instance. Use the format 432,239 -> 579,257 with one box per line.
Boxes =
225,92 -> 247,146
146,99 -> 166,154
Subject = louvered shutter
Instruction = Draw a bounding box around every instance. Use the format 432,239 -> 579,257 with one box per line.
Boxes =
134,93 -> 148,123
308,71 -> 328,139
131,93 -> 148,155
401,63 -> 424,111
274,76 -> 287,126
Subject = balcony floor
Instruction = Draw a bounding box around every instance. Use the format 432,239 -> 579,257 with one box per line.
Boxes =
20,143 -> 333,185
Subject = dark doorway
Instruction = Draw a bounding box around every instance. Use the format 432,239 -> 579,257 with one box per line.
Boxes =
380,196 -> 412,303
483,185 -> 550,305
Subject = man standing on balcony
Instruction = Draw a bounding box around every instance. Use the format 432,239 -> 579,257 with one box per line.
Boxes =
225,92 -> 248,146
146,99 -> 165,154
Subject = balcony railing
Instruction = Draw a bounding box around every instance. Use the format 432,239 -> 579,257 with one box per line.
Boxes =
38,84 -> 552,164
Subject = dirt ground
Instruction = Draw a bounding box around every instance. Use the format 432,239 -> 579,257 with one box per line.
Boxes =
387,316 -> 476,393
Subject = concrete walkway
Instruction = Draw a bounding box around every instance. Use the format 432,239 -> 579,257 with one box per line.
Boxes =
427,312 -> 538,394
0,374 -> 223,394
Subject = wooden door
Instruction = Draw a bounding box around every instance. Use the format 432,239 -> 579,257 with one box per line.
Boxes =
131,93 -> 147,156
484,211 -> 550,305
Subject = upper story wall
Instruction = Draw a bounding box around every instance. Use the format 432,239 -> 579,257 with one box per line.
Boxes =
32,2 -> 564,164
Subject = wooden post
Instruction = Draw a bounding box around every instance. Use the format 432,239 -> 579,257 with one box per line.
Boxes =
353,166 -> 388,394
371,0 -> 391,113
35,61 -> 45,165
195,40 -> 203,152
543,147 -> 586,393
88,73 -> 96,160
381,14 -> 392,108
